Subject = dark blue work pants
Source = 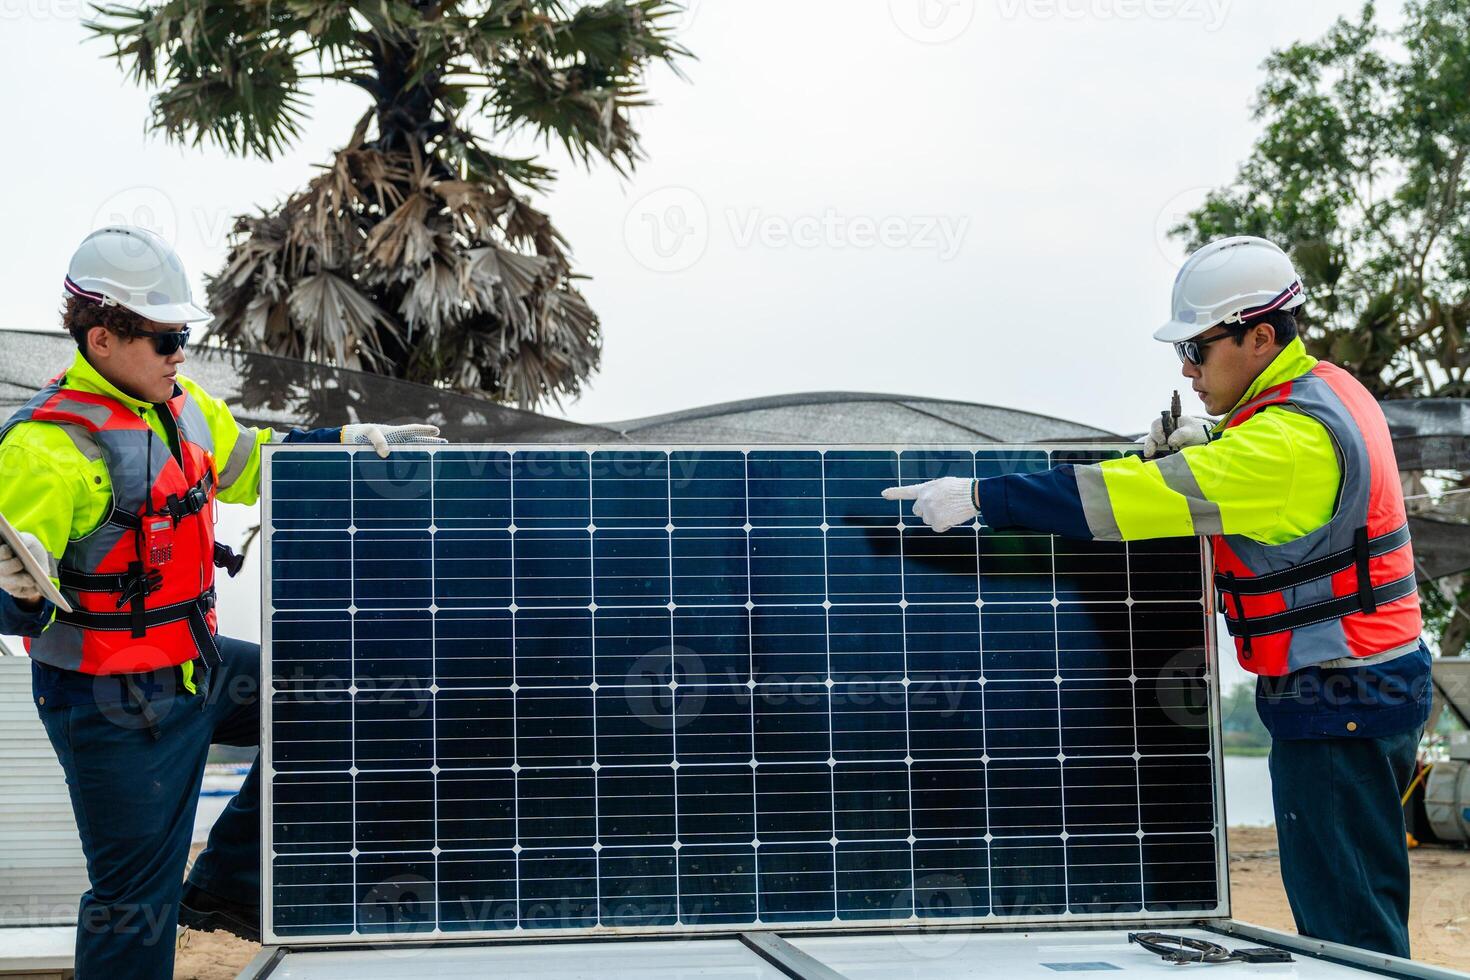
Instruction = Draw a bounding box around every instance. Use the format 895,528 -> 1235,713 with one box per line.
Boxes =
35,636 -> 261,980
1269,727 -> 1420,959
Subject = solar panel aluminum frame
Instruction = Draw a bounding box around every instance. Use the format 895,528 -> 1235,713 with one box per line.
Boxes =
259,442 -> 1231,948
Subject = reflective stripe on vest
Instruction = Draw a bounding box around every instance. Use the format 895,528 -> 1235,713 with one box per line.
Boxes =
0,374 -> 223,675
1211,361 -> 1422,676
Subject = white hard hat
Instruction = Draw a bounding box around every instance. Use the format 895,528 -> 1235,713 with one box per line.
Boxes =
1155,235 -> 1304,343
63,225 -> 211,324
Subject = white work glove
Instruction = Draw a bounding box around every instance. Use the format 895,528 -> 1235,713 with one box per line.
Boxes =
0,530 -> 49,605
1143,415 -> 1213,459
341,423 -> 447,459
881,477 -> 980,533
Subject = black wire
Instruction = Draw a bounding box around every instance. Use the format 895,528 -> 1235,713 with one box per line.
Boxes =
1128,932 -> 1234,964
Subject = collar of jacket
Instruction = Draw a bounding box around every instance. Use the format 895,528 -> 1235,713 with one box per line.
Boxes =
61,349 -> 179,413
1213,337 -> 1318,433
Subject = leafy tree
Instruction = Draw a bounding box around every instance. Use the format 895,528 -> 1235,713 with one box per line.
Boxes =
88,1 -> 689,408
1173,0 -> 1470,654
1172,0 -> 1470,400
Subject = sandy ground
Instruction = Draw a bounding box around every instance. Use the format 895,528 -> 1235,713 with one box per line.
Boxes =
175,831 -> 1470,978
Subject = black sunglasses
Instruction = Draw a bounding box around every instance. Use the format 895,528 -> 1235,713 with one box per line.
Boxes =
1173,329 -> 1234,366
142,327 -> 191,357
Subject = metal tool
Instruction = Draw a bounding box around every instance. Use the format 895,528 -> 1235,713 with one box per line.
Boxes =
1160,389 -> 1182,442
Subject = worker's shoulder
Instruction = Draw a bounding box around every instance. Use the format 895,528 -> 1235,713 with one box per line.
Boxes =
0,418 -> 88,476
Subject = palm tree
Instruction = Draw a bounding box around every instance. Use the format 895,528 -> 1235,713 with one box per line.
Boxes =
88,1 -> 689,409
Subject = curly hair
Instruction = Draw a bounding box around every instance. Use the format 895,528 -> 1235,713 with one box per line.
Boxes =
61,293 -> 149,351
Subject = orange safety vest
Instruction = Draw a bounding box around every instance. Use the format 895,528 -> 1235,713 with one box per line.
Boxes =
0,375 -> 238,675
1212,361 -> 1422,676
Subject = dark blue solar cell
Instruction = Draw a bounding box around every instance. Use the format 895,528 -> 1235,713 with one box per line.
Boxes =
673,685 -> 752,765
597,768 -> 677,845
756,764 -> 833,841
670,451 -> 746,527
746,451 -> 823,527
749,527 -> 825,604
823,451 -> 898,527
758,844 -> 835,921
983,680 -> 1061,758
434,689 -> 514,768
434,610 -> 513,688
750,605 -> 827,682
352,609 -> 433,689
599,850 -> 679,926
592,450 -> 669,527
271,610 -> 351,689
826,527 -> 902,603
595,685 -> 674,765
674,606 -> 750,684
592,528 -> 671,605
671,528 -> 749,605
353,453 -> 433,529
354,530 -> 432,609
833,762 -> 910,839
265,446 -> 1219,939
830,683 -> 907,760
513,529 -> 591,607
270,531 -> 351,609
676,766 -> 756,844
432,452 -> 511,529
512,452 -> 591,528
433,530 -> 512,607
357,857 -> 436,935
990,836 -> 1066,916
837,840 -> 912,919
678,845 -> 756,923
913,839 -> 989,918
828,605 -> 904,681
987,759 -> 1064,837
436,772 -> 515,850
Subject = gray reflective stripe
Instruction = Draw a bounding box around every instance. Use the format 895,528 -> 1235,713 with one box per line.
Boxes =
50,397 -> 115,428
1154,453 -> 1225,536
56,422 -> 103,462
1313,638 -> 1421,670
1074,464 -> 1123,541
27,620 -> 85,672
175,393 -> 214,454
218,424 -> 258,489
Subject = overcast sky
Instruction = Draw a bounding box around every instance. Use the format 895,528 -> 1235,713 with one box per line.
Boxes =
0,0 -> 1396,682
1,0 -> 1393,430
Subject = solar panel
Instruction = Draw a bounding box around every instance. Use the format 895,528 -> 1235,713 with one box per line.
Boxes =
261,446 -> 1225,944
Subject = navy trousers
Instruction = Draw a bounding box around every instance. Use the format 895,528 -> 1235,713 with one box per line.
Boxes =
35,637 -> 261,980
1269,727 -> 1420,959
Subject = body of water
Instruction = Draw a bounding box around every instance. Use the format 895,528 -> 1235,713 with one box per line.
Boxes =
1223,754 -> 1274,827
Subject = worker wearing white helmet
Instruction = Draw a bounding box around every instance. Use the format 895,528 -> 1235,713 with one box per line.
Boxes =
885,235 -> 1428,958
0,226 -> 446,976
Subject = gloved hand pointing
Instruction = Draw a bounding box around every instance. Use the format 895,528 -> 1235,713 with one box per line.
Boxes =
0,530 -> 50,605
1142,415 -> 1213,459
881,477 -> 979,533
341,423 -> 447,459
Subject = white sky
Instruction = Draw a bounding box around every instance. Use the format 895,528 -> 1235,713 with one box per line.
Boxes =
1,0 -> 1397,686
